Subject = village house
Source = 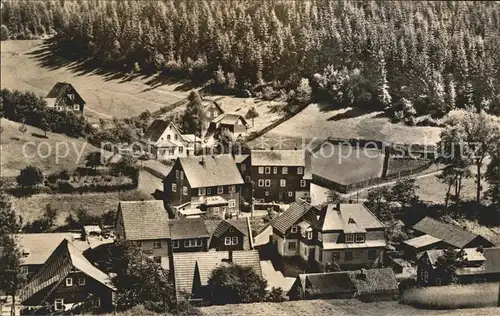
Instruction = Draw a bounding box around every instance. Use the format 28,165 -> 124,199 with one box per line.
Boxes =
271,200 -> 386,270
172,250 -> 261,301
44,82 -> 85,114
251,150 -> 311,203
163,154 -> 244,218
21,239 -> 115,313
13,233 -> 73,279
202,100 -> 224,131
416,247 -> 500,286
207,112 -> 249,137
288,268 -> 399,302
233,154 -> 252,201
141,120 -> 201,160
403,217 -> 494,260
114,200 -> 171,269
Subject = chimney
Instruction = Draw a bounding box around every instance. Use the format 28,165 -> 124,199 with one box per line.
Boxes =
200,156 -> 205,166
336,202 -> 341,211
348,199 -> 353,204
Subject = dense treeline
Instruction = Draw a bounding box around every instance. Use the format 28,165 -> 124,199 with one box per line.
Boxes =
2,1 -> 500,117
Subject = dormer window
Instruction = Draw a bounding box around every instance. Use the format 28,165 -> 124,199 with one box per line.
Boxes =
345,234 -> 354,243
290,225 -> 298,233
307,231 -> 313,240
355,233 -> 365,243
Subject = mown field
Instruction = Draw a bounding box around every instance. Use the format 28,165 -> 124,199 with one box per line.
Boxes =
198,299 -> 500,316
0,118 -> 100,177
1,40 -> 188,121
260,104 -> 443,148
11,189 -> 152,226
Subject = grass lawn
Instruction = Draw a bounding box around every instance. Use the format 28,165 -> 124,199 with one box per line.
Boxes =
0,118 -> 100,177
402,283 -> 499,310
198,299 -> 500,316
261,104 -> 442,148
1,40 -> 188,121
11,190 -> 153,227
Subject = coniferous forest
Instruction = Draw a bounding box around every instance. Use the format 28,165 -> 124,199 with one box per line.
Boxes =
2,0 -> 500,118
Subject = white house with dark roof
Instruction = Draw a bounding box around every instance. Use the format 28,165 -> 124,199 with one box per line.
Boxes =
44,82 -> 85,113
141,120 -> 201,160
163,154 -> 244,217
251,149 -> 311,203
271,201 -> 386,269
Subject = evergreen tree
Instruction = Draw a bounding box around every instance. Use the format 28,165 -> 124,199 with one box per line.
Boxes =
182,90 -> 206,137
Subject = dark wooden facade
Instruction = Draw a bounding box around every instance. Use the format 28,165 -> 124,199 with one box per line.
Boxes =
251,165 -> 310,203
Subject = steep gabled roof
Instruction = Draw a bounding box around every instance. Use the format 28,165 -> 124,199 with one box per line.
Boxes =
271,200 -> 319,234
172,250 -> 261,296
170,218 -> 210,239
177,154 -> 244,188
14,233 -> 73,266
21,239 -> 114,303
205,218 -> 252,250
143,119 -> 183,143
412,217 -> 488,248
219,113 -> 248,126
45,82 -> 85,103
251,150 -> 306,167
118,200 -> 170,240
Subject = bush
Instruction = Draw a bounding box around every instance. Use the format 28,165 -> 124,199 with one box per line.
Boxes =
1,25 -> 9,40
401,283 -> 499,309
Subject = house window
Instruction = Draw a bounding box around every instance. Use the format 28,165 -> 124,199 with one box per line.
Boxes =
224,237 -> 232,245
153,241 -> 162,249
282,167 -> 288,174
184,239 -> 202,248
167,135 -> 171,140
229,186 -> 236,193
307,231 -> 313,240
228,199 -> 236,208
280,179 -> 286,187
436,277 -> 442,286
265,167 -> 271,174
297,167 -> 303,174
232,237 -> 238,244
217,186 -> 224,194
318,232 -> 323,241
175,134 -> 179,141
213,207 -> 220,215
56,106 -> 63,111
172,240 -> 179,249
291,225 -> 298,233
179,146 -> 183,153
288,241 -> 297,251
176,170 -> 179,179
172,183 -> 177,192
66,277 -> 73,287
21,266 -> 28,275
368,249 -> 377,259
264,179 -> 271,187
258,179 -> 264,187
93,297 -> 101,308
183,186 -> 188,195
198,188 -> 206,196
265,191 -> 269,196
332,252 -> 340,261
154,256 -> 162,264
288,191 -> 293,197
54,299 -> 64,311
78,277 -> 85,286
300,180 -> 306,187
258,167 -> 264,174
355,233 -> 365,243
245,176 -> 251,183
345,251 -> 353,261
169,148 -> 175,155
424,271 -> 429,282
345,234 -> 354,243
207,188 -> 212,195
68,93 -> 75,100
180,171 -> 184,179
73,104 -> 79,111
273,167 -> 278,174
